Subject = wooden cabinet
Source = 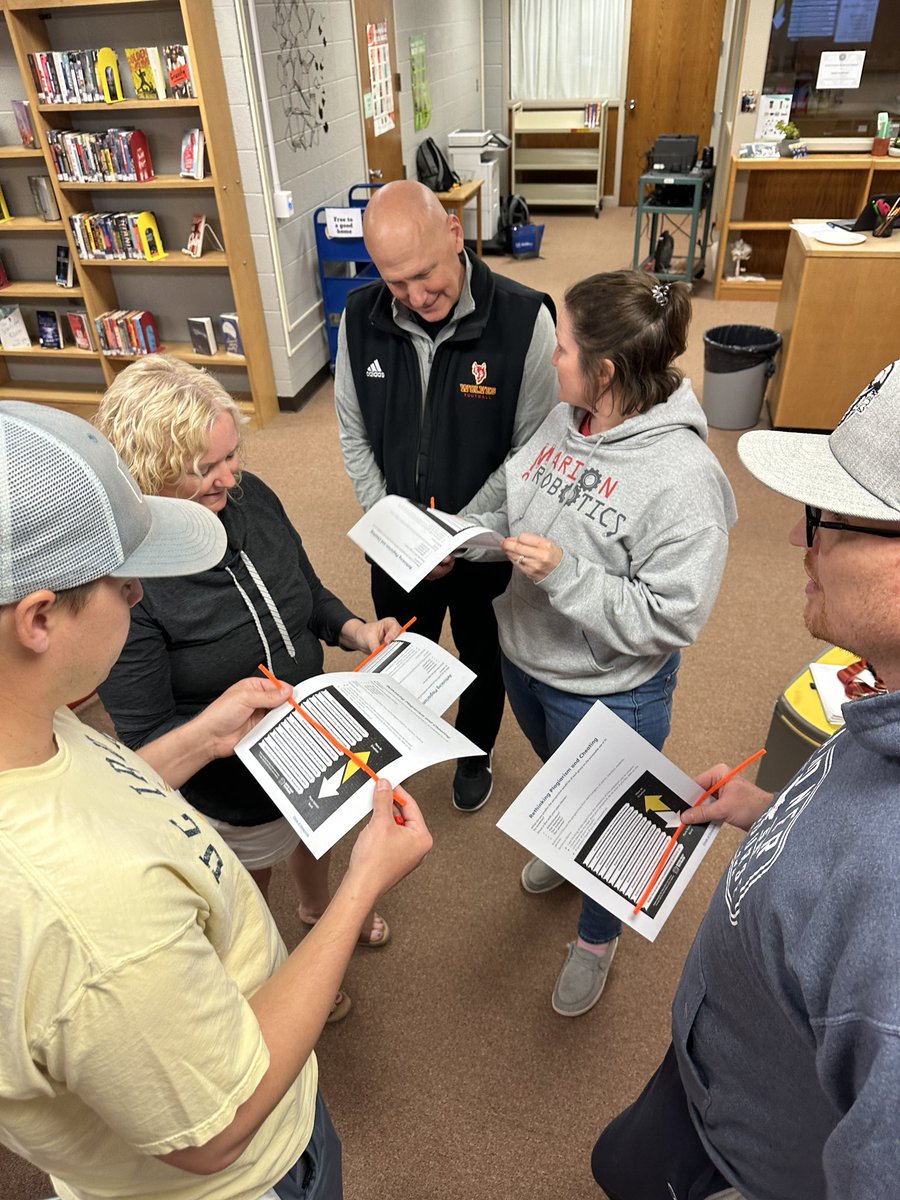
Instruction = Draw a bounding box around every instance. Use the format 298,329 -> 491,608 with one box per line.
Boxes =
715,154 -> 900,302
767,226 -> 900,430
0,0 -> 277,426
510,101 -> 606,214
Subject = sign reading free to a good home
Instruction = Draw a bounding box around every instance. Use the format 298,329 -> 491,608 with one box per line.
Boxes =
325,208 -> 364,239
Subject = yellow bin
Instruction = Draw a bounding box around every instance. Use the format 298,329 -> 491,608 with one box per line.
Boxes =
756,646 -> 856,794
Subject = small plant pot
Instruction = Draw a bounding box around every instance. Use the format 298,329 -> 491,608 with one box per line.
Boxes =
779,138 -> 805,158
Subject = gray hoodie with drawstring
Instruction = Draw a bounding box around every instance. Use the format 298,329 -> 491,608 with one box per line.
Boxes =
465,379 -> 737,695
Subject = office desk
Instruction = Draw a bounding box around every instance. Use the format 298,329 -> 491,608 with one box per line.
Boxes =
434,178 -> 483,255
767,226 -> 900,429
632,168 -> 714,282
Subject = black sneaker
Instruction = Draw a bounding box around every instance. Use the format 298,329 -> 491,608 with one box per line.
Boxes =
452,752 -> 493,812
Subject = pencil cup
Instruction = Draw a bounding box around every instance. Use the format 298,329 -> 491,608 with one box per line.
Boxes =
872,137 -> 890,157
873,219 -> 894,238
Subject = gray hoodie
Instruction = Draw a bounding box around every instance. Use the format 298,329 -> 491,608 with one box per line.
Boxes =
674,690 -> 900,1198
466,379 -> 737,694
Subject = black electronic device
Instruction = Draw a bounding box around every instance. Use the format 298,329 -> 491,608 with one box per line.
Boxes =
851,193 -> 900,231
701,145 -> 714,169
653,230 -> 674,272
651,134 -> 698,173
827,194 -> 900,233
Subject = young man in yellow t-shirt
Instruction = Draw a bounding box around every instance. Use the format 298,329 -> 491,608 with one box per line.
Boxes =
0,402 -> 432,1200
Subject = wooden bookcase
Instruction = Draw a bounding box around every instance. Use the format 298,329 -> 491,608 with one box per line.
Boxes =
510,101 -> 607,215
715,153 -> 900,302
0,0 -> 278,426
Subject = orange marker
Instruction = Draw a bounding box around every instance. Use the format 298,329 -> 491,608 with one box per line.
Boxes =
354,615 -> 417,673
430,496 -> 435,509
632,749 -> 766,917
257,664 -> 406,821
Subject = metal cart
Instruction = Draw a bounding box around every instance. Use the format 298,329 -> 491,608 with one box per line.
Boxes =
632,166 -> 715,282
314,184 -> 383,371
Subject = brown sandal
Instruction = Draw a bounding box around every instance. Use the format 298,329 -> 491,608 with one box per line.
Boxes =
356,912 -> 391,948
327,990 -> 352,1024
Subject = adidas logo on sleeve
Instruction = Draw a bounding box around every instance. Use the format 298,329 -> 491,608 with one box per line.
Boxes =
366,359 -> 385,379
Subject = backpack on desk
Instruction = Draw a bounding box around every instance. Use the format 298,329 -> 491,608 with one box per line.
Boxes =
416,138 -> 459,192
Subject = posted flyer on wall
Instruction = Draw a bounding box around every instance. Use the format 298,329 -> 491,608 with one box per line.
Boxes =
348,494 -> 504,591
496,703 -> 720,942
236,635 -> 478,858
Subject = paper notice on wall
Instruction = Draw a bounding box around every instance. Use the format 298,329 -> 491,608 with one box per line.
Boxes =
367,21 -> 395,136
410,32 -> 431,131
835,0 -> 878,43
324,207 -> 364,239
755,94 -> 793,140
816,49 -> 865,90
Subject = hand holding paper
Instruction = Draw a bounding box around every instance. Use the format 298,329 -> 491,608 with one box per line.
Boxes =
348,495 -> 504,592
681,763 -> 773,832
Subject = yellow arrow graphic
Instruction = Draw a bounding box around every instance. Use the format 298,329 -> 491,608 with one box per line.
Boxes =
343,750 -> 371,783
643,794 -> 670,813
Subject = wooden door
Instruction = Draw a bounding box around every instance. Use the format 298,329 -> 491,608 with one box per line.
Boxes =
620,0 -> 727,203
353,0 -> 405,183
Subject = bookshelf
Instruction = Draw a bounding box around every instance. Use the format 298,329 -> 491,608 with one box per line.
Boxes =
715,154 -> 900,301
510,101 -> 607,215
0,0 -> 278,426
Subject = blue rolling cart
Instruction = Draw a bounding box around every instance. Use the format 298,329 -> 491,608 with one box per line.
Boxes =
314,184 -> 383,370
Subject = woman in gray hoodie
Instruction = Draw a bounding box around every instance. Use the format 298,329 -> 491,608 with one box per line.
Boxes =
466,270 -> 737,1018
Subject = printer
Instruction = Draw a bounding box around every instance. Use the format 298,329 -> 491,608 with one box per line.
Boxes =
448,129 -> 493,148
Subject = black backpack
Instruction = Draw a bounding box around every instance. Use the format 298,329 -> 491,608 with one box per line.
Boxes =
416,137 -> 459,192
498,194 -> 531,250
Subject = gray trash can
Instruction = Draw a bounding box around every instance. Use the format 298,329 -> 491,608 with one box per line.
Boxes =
702,325 -> 782,430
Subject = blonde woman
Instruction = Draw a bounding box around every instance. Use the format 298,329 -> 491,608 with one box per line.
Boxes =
96,355 -> 399,1020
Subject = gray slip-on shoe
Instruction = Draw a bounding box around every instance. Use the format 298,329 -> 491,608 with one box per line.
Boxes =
520,856 -> 566,894
551,938 -> 618,1017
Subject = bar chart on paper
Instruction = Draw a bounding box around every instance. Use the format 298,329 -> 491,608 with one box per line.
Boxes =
247,686 -> 398,832
574,770 -> 704,918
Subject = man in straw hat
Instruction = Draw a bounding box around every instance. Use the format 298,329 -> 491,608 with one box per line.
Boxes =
592,361 -> 900,1200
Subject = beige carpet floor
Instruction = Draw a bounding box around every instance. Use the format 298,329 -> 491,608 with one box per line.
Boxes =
4,206 -> 824,1200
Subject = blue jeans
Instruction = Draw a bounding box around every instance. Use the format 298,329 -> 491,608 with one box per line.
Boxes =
501,652 -> 680,944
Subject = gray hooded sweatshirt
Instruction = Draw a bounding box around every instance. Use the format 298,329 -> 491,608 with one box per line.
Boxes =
674,689 -> 900,1198
466,379 -> 737,694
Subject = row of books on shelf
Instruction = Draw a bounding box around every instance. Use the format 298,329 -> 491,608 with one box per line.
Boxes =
46,128 -> 154,184
0,304 -> 242,357
28,45 -> 194,106
0,304 -> 158,354
68,210 -> 165,261
0,179 -> 60,223
0,304 -> 101,353
581,102 -> 603,128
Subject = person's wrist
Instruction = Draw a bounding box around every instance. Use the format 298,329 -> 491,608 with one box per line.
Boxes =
340,618 -> 365,650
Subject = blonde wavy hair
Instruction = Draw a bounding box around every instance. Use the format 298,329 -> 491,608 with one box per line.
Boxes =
94,355 -> 248,497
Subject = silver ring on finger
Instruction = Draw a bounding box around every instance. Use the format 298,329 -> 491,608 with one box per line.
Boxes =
517,554 -> 525,566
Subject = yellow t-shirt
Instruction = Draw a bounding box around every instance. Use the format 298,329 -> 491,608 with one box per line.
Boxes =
0,708 -> 317,1200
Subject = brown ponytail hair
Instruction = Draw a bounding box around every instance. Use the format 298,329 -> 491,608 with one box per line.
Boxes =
563,270 -> 692,417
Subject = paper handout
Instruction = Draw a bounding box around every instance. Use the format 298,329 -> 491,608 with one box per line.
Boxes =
348,495 -> 505,592
236,634 -> 479,858
496,702 -> 720,942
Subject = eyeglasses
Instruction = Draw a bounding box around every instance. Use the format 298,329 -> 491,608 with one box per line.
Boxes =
805,505 -> 900,549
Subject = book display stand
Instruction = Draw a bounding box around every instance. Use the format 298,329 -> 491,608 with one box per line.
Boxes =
0,0 -> 277,427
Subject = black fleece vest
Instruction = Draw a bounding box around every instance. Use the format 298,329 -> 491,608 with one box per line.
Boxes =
345,251 -> 555,514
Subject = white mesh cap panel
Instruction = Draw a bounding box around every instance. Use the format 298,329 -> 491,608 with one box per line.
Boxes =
3,420 -> 123,600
